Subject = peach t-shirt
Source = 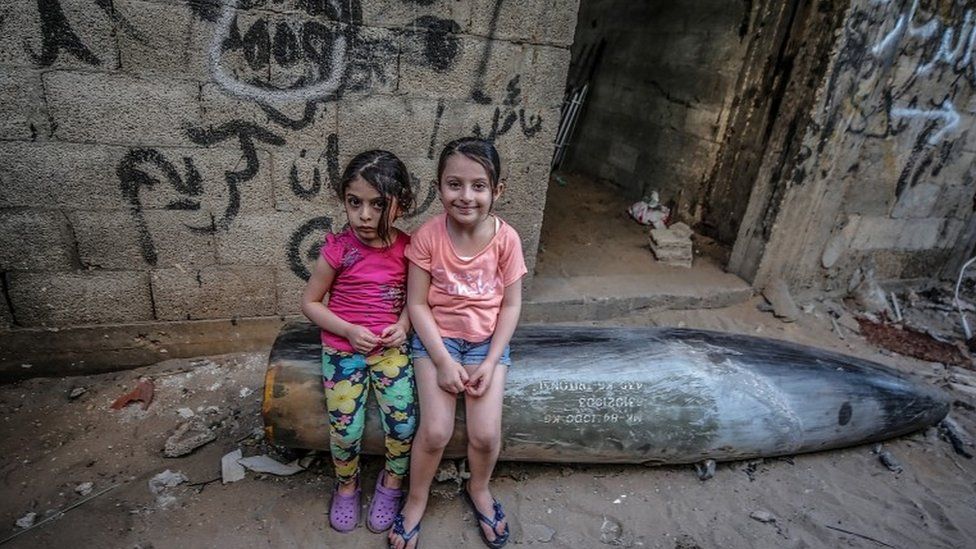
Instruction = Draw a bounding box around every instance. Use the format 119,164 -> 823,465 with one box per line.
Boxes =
405,214 -> 527,341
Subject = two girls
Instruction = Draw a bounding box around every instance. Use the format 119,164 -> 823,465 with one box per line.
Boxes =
303,139 -> 523,549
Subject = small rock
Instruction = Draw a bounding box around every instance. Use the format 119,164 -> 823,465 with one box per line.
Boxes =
148,470 -> 187,495
750,510 -> 776,523
877,449 -> 903,473
68,387 -> 87,400
221,449 -> 246,484
435,460 -> 460,482
15,511 -> 36,529
524,523 -> 556,543
239,387 -> 253,398
762,278 -> 799,322
163,417 -> 216,457
599,516 -> 624,545
694,459 -> 716,481
74,482 -> 94,496
176,408 -> 195,419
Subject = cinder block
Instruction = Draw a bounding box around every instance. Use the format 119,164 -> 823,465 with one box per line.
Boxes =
361,0 -> 473,30
336,96 -> 442,157
44,71 -> 201,146
275,266 -> 306,316
200,83 -> 338,151
0,0 -> 119,69
399,34 -> 518,103
0,210 -> 75,271
7,271 -> 153,327
510,45 -> 571,109
69,209 -> 218,269
151,266 -> 276,320
848,216 -> 942,251
116,0 -> 193,77
0,142 -> 130,209
0,69 -> 50,140
469,0 -> 579,47
215,212 -> 324,266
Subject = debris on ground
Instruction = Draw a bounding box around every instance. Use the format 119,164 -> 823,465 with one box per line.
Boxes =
237,454 -> 304,476
858,319 -> 969,366
15,512 -> 36,529
110,378 -> 155,411
148,470 -> 187,507
68,387 -> 87,400
762,278 -> 799,322
598,516 -> 625,545
649,222 -> 693,268
221,449 -> 246,484
74,482 -> 94,496
176,407 -> 194,418
694,459 -> 715,481
849,263 -> 892,316
627,190 -> 669,228
435,460 -> 460,482
938,418 -> 974,458
749,510 -> 776,523
163,417 -> 216,458
873,444 -> 903,473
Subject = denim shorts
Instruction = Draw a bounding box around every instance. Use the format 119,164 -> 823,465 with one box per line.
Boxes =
410,333 -> 511,366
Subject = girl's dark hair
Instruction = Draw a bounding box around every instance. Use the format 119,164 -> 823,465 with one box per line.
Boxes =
436,137 -> 502,190
335,150 -> 414,244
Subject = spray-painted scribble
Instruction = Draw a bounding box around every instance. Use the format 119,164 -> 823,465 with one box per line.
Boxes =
890,100 -> 960,145
27,0 -> 101,66
288,216 -> 333,281
473,76 -> 543,141
289,134 -> 340,200
208,1 -> 349,102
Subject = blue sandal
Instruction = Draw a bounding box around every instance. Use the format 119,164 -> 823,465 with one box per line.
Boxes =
388,512 -> 420,549
463,487 -> 510,549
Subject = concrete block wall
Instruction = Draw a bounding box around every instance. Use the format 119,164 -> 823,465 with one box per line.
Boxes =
746,0 -> 976,293
562,0 -> 750,209
0,0 -> 577,333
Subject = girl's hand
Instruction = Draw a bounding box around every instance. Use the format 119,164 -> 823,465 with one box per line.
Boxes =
464,360 -> 497,397
437,360 -> 469,394
346,325 -> 380,355
379,322 -> 407,349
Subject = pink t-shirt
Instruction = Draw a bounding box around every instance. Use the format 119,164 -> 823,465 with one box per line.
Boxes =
405,214 -> 527,341
320,227 -> 410,353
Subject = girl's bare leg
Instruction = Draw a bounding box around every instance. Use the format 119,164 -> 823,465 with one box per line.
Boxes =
464,364 -> 508,542
389,357 -> 457,549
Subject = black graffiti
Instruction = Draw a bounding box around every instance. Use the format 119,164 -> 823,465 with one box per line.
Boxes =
118,149 -> 207,265
472,76 -> 543,141
289,133 -> 339,199
427,100 -> 446,159
28,0 -> 101,66
288,216 -> 333,281
405,176 -> 438,220
185,121 -> 286,230
471,0 -> 506,104
410,16 -> 462,72
259,101 -> 320,131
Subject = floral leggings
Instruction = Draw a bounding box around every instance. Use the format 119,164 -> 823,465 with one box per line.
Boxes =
322,346 -> 417,484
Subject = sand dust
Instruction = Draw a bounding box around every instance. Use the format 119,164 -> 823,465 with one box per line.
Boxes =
2,298 -> 975,548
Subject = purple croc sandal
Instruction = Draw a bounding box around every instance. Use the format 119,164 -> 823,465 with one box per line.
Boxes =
329,480 -> 361,533
368,469 -> 404,533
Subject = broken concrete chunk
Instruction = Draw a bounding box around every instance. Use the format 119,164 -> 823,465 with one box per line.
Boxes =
74,482 -> 94,496
237,454 -> 304,476
694,459 -> 716,481
762,279 -> 799,322
148,470 -> 187,495
649,223 -> 694,268
750,510 -> 776,523
68,387 -> 87,400
163,417 -> 216,458
15,511 -> 37,529
221,449 -> 246,484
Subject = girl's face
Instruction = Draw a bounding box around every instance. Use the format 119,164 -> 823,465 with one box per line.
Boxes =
438,153 -> 502,228
343,176 -> 400,247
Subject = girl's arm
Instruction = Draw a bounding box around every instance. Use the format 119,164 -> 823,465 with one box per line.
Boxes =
301,257 -> 379,354
407,262 -> 469,393
466,278 -> 522,397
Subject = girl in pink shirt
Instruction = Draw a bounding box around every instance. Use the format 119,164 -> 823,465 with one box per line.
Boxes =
301,150 -> 418,534
390,138 -> 527,549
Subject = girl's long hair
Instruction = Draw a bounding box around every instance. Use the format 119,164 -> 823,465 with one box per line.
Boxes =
335,150 -> 414,244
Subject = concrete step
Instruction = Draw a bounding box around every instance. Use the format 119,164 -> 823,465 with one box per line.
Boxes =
524,269 -> 753,323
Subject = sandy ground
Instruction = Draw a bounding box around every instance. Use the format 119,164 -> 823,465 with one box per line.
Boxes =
2,174 -> 975,548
